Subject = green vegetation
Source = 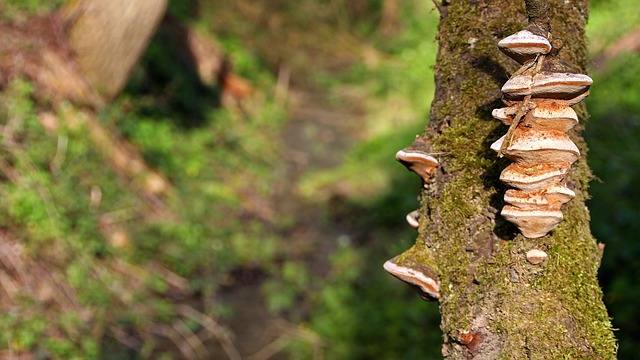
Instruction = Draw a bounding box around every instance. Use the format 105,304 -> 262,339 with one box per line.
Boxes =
0,0 -> 638,358
586,55 -> 640,360
0,0 -> 63,17
0,69 -> 287,359
584,1 -> 640,358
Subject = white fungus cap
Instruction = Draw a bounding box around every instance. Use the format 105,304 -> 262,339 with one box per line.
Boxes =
499,162 -> 571,191
501,205 -> 563,238
502,72 -> 593,101
395,149 -> 439,183
383,260 -> 440,301
498,30 -> 552,64
490,129 -> 579,165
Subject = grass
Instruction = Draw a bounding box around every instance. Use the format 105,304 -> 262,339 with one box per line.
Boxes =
0,9 -> 289,355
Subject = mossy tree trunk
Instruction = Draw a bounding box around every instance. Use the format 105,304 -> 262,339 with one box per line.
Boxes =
417,0 -> 617,358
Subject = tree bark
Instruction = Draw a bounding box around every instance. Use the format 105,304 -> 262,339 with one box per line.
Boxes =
410,0 -> 616,358
61,0 -> 168,100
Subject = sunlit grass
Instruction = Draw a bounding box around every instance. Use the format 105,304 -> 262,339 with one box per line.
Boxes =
587,0 -> 640,53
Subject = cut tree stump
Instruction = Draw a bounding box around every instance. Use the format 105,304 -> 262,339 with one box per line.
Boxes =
62,0 -> 168,100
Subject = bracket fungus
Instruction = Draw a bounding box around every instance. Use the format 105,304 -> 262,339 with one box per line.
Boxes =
498,29 -> 551,64
385,139 -> 441,302
406,210 -> 420,229
501,72 -> 592,101
494,103 -> 579,132
498,162 -> 571,191
383,251 -> 440,301
491,129 -> 580,164
395,138 -> 439,185
492,28 -> 592,238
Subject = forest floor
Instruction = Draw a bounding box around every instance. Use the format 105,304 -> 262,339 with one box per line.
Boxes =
2,2 -> 438,357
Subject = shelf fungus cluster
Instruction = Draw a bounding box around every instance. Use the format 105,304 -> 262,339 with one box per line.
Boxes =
383,138 -> 440,301
492,29 -> 592,238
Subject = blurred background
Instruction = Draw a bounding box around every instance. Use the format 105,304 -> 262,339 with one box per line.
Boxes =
0,0 -> 638,358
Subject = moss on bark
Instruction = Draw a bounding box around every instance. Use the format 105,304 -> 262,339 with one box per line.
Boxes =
415,0 -> 617,358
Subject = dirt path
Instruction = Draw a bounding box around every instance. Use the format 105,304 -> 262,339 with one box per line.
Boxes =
211,87 -> 367,359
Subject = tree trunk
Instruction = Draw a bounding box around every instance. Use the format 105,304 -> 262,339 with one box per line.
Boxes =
61,0 -> 168,100
403,0 -> 616,357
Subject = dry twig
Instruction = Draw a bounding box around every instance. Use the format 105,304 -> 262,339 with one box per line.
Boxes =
176,305 -> 242,360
